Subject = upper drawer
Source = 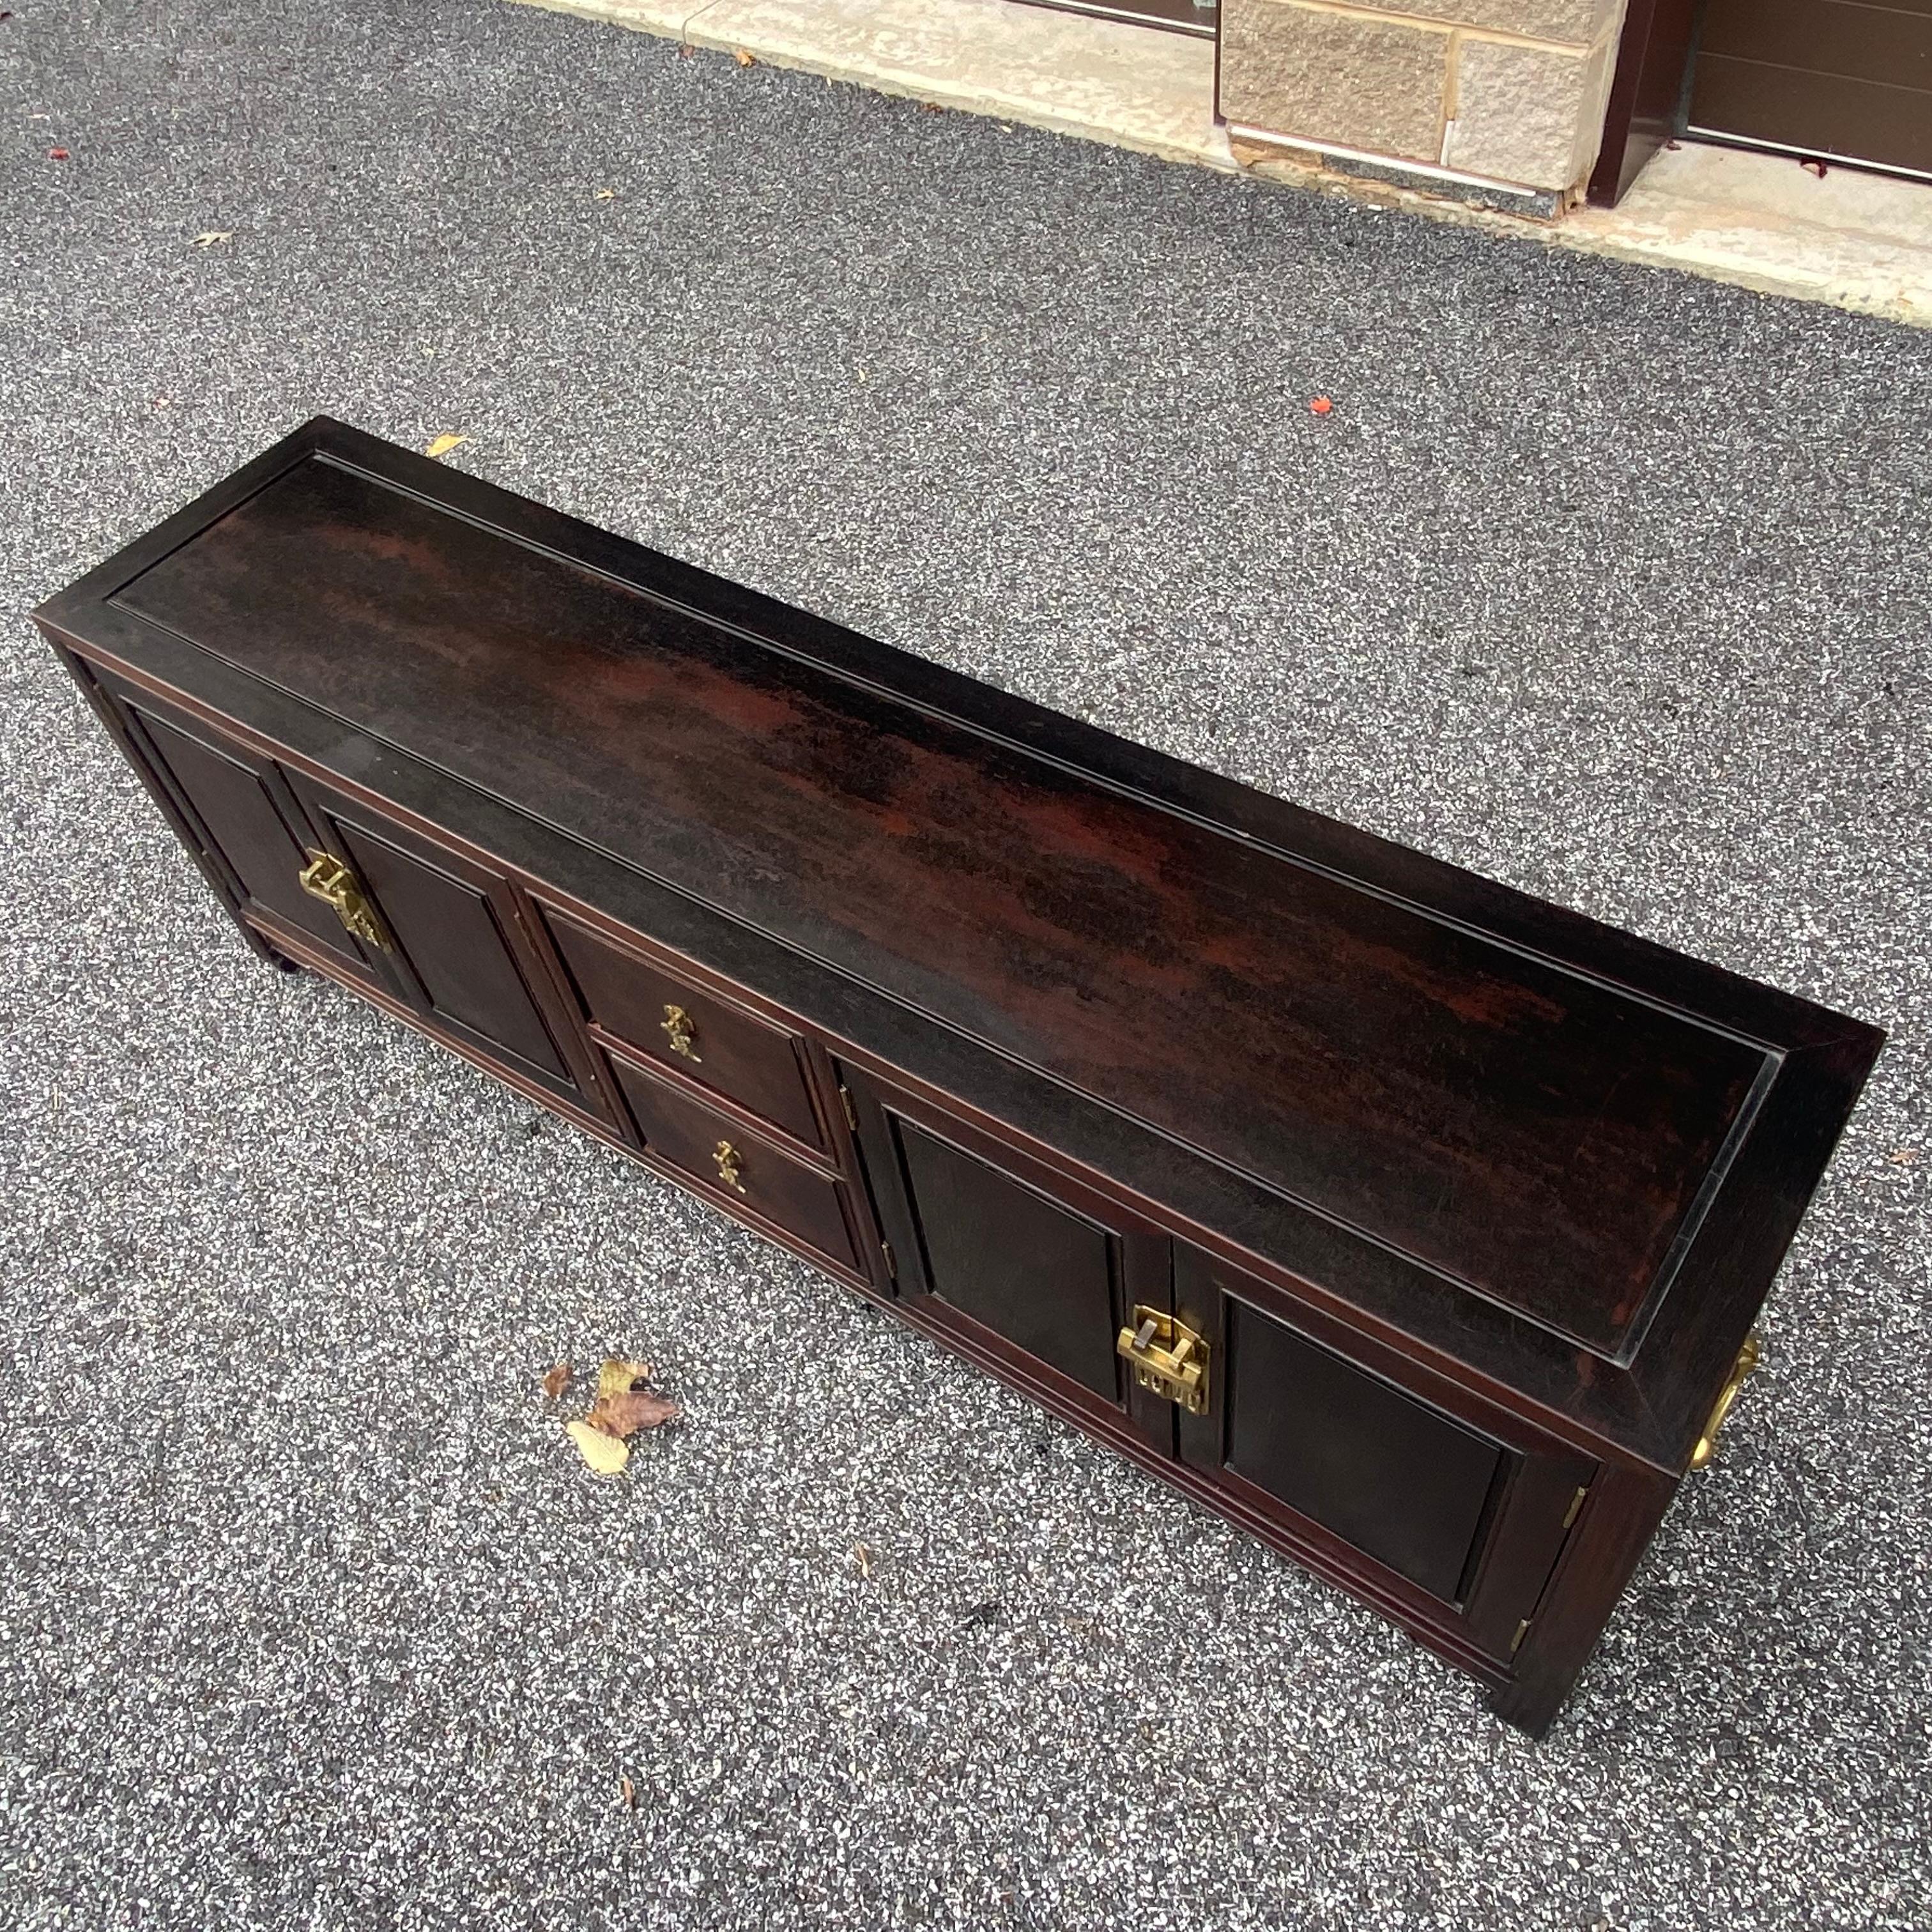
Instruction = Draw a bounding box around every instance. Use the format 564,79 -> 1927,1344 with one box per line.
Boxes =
542,908 -> 827,1153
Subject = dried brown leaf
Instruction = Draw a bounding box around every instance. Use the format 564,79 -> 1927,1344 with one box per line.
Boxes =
424,433 -> 468,459
587,1389 -> 681,1439
566,1418 -> 630,1475
541,1362 -> 573,1400
594,187 -> 616,200
620,1774 -> 637,1809
190,230 -> 233,248
596,1356 -> 654,1400
733,46 -> 755,65
1889,1148 -> 1920,1165
850,1540 -> 875,1579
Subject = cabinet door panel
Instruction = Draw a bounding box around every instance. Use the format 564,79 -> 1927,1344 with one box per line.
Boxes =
114,694 -> 371,970
839,1065 -> 1173,1446
290,779 -> 593,1108
898,1119 -> 1121,1402
1176,1243 -> 1593,1647
1223,1299 -> 1503,1602
335,820 -> 569,1080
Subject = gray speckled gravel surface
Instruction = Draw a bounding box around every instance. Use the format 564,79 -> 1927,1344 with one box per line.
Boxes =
3,0 -> 1929,1926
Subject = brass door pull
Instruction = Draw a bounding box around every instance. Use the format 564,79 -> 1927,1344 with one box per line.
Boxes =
298,849 -> 388,950
713,1140 -> 746,1194
1116,1304 -> 1210,1414
1690,1333 -> 1761,1469
661,1003 -> 702,1061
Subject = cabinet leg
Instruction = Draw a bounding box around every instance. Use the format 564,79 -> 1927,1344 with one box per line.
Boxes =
235,918 -> 304,975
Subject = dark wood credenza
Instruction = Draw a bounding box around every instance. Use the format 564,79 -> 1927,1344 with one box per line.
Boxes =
36,419 -> 1883,1735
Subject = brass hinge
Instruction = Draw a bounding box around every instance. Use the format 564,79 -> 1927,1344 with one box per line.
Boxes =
1561,1485 -> 1590,1531
1116,1305 -> 1210,1414
839,1084 -> 859,1133
1510,1618 -> 1531,1655
880,1240 -> 896,1280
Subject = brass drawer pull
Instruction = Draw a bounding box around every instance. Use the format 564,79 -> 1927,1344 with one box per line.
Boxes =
713,1139 -> 746,1194
661,1003 -> 702,1062
297,849 -> 388,950
1690,1333 -> 1760,1469
1116,1304 -> 1210,1414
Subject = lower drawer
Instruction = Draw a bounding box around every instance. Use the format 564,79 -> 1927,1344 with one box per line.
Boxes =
605,1048 -> 865,1278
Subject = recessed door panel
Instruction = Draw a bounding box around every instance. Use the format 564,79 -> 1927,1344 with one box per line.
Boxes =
1223,1300 -> 1503,1602
333,820 -> 569,1080
897,1119 -> 1122,1401
289,778 -> 595,1109
1174,1243 -> 1594,1646
837,1065 -> 1174,1447
118,701 -> 369,968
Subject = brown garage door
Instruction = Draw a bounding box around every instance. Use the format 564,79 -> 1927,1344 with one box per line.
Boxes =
1009,0 -> 1216,35
1689,0 -> 1932,179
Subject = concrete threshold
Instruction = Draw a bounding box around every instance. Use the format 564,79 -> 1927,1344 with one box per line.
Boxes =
512,0 -> 1932,328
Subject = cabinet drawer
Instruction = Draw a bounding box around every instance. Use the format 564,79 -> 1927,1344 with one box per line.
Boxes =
544,909 -> 826,1151
606,1050 -> 861,1275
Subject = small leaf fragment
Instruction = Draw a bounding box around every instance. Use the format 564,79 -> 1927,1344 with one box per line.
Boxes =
541,1362 -> 573,1400
596,1356 -> 654,1400
588,1389 -> 680,1439
48,147 -> 69,160
620,1774 -> 637,1809
190,230 -> 233,248
1889,1148 -> 1920,1165
850,1540 -> 875,1579
594,187 -> 616,200
567,1418 -> 630,1475
733,46 -> 755,65
424,433 -> 468,459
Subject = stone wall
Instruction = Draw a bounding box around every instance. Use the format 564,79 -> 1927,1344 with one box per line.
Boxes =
1219,0 -> 1627,199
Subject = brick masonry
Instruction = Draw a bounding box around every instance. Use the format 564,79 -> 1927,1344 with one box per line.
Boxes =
1219,0 -> 1630,199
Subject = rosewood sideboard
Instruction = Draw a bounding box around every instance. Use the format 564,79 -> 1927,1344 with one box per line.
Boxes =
35,418 -> 1883,1735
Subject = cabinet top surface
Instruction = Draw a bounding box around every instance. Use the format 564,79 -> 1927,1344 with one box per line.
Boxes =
42,421 -> 1882,1451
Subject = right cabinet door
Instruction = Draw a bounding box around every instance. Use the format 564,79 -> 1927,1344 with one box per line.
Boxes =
1172,1244 -> 1597,1661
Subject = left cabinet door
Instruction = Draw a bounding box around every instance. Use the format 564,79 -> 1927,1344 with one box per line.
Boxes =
94,672 -> 387,986
286,774 -> 602,1114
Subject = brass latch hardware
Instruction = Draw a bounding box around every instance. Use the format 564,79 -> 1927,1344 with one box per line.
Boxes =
1116,1305 -> 1210,1414
712,1139 -> 746,1194
1561,1485 -> 1589,1531
1690,1333 -> 1761,1470
661,1004 -> 701,1062
298,849 -> 388,950
1510,1618 -> 1531,1655
880,1239 -> 896,1280
838,1085 -> 859,1133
